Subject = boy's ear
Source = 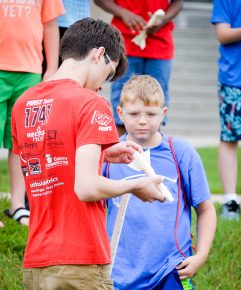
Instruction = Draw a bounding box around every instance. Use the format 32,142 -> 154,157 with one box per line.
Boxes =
92,47 -> 105,63
162,106 -> 168,116
116,106 -> 124,121
161,106 -> 168,122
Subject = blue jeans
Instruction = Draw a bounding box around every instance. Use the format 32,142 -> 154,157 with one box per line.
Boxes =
111,57 -> 172,125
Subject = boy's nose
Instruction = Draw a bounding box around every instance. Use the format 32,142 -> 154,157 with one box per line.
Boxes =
139,114 -> 148,123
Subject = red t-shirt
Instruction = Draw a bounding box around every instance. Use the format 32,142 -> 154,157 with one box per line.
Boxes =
112,0 -> 174,59
11,79 -> 119,268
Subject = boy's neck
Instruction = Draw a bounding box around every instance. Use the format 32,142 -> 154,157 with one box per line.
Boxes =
126,132 -> 163,149
46,58 -> 88,87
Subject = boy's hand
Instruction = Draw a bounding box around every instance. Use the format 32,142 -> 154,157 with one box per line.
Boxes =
176,255 -> 206,280
104,141 -> 142,164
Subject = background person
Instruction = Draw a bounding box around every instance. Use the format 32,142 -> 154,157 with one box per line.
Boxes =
211,0 -> 241,220
58,0 -> 90,37
94,0 -> 183,135
43,0 -> 90,73
0,0 -> 64,226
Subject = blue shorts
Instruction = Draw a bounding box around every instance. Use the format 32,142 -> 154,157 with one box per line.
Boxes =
218,84 -> 241,142
153,269 -> 194,290
111,57 -> 172,126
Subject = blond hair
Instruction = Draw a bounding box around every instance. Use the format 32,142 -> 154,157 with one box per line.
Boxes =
120,75 -> 165,107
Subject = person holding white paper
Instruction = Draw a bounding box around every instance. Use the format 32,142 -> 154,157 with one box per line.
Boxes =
94,0 -> 183,135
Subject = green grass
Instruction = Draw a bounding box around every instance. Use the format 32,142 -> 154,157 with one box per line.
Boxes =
191,204 -> 241,289
197,147 -> 241,194
0,199 -> 240,289
0,159 -> 10,192
0,198 -> 28,290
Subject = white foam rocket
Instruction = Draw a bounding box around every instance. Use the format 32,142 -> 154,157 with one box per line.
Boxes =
132,9 -> 165,50
128,150 -> 174,202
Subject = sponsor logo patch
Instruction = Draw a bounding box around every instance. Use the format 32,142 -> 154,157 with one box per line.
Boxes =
28,158 -> 42,175
45,154 -> 69,169
91,110 -> 113,131
26,126 -> 45,142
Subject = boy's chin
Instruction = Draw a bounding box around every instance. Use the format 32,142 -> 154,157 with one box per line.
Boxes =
134,136 -> 149,145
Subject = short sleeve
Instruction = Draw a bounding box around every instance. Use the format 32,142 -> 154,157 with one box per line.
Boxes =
76,98 -> 119,149
42,0 -> 65,23
211,0 -> 231,25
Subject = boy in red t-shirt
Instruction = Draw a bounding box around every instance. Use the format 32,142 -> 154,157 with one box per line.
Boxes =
94,0 -> 182,135
11,18 -> 166,289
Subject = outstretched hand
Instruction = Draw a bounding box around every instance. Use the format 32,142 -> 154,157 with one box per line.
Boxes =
176,255 -> 206,280
104,141 -> 142,164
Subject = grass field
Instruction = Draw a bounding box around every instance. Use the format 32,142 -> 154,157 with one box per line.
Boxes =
0,198 -> 240,290
0,147 -> 240,289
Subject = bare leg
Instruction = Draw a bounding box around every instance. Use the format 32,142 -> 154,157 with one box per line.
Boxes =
218,141 -> 238,194
0,220 -> 4,227
8,150 -> 29,226
219,141 -> 240,220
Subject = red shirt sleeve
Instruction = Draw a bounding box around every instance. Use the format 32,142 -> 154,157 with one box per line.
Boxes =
76,97 -> 119,149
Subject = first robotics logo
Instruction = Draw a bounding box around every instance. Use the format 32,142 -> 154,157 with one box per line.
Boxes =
91,110 -> 113,132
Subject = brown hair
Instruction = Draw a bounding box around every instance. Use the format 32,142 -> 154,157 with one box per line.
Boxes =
60,18 -> 128,81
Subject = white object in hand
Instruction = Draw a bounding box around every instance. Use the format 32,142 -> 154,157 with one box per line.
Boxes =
132,9 -> 165,50
128,150 -> 174,202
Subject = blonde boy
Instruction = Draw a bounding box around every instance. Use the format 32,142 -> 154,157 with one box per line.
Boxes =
104,75 -> 216,290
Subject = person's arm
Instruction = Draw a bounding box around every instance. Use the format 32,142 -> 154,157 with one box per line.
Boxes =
42,18 -> 60,80
176,200 -> 217,279
215,23 -> 241,45
94,0 -> 146,32
146,0 -> 183,35
74,143 -> 165,202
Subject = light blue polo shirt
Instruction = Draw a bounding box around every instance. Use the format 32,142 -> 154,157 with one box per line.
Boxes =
58,0 -> 90,28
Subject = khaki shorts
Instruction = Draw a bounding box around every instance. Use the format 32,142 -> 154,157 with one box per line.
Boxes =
23,264 -> 113,290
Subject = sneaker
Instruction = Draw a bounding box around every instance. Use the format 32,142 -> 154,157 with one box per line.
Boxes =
221,200 -> 240,221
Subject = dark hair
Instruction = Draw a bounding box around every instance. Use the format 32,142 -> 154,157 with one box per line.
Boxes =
60,18 -> 128,81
